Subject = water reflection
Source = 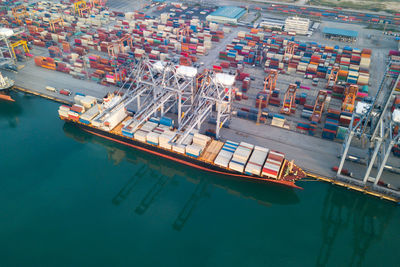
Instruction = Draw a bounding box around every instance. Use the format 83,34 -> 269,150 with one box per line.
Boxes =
63,123 -> 301,230
317,186 -> 395,266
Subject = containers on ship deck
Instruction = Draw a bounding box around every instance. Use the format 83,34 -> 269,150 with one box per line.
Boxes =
159,131 -> 176,150
262,151 -> 284,179
58,105 -> 70,118
186,144 -> 203,158
146,131 -> 160,145
228,142 -> 254,173
134,130 -> 148,143
79,105 -> 99,124
244,146 -> 269,176
214,141 -> 239,168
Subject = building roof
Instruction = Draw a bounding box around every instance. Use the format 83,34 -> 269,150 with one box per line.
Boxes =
323,27 -> 358,38
208,6 -> 246,19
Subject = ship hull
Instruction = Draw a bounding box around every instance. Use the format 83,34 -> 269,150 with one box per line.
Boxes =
0,89 -> 14,102
64,120 -> 303,189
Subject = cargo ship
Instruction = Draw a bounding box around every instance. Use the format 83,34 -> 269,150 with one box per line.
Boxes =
58,94 -> 307,189
0,72 -> 14,102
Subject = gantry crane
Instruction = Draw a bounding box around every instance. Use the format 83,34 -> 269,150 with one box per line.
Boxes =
342,84 -> 358,113
107,34 -> 133,59
74,1 -> 91,17
311,90 -> 327,123
280,83 -> 297,115
284,41 -> 297,62
263,69 -> 278,106
49,17 -> 64,33
337,61 -> 400,190
10,40 -> 30,59
177,25 -> 191,41
326,66 -> 339,89
12,5 -> 29,25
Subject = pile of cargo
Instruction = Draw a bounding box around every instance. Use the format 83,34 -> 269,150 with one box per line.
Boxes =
244,146 -> 269,176
262,151 -> 285,179
214,141 -> 239,168
212,140 -> 286,179
296,121 -> 317,136
218,29 -> 371,87
7,2 -> 223,84
58,94 -> 97,122
322,109 -> 340,140
228,142 -> 254,173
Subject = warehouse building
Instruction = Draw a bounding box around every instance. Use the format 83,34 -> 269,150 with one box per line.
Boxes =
259,18 -> 285,30
206,6 -> 246,24
323,27 -> 358,42
284,16 -> 310,35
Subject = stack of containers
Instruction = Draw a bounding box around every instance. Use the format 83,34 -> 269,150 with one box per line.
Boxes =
336,126 -> 348,140
146,131 -> 160,145
339,111 -> 353,126
79,105 -> 100,125
242,77 -> 250,92
214,141 -> 239,168
301,104 -> 314,119
58,105 -> 70,119
332,85 -> 345,99
186,133 -> 210,158
159,116 -> 174,128
48,46 -> 62,58
228,142 -> 254,173
322,118 -> 339,140
134,121 -> 158,142
244,146 -> 269,176
296,92 -> 307,105
262,151 -> 284,179
68,110 -> 80,121
322,109 -> 341,140
296,122 -> 309,131
70,104 -> 85,114
159,131 -> 176,150
338,69 -> 348,82
308,121 -> 317,136
271,114 -> 285,127
347,70 -> 359,84
358,48 -> 371,85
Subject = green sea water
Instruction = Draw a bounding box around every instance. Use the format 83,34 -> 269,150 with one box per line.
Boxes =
0,92 -> 399,267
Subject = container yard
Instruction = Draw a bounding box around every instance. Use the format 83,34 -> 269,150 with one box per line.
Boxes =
0,0 -> 399,204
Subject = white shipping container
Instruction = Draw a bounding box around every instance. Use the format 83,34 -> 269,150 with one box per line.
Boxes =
214,155 -> 230,168
134,130 -> 148,142
146,132 -> 160,144
239,142 -> 254,150
229,160 -> 245,173
73,95 -> 85,105
244,163 -> 262,176
59,105 -> 70,112
263,162 -> 280,172
58,110 -> 69,117
80,105 -> 100,121
186,144 -> 203,156
217,149 -> 233,159
160,142 -> 172,150
104,107 -> 127,131
172,144 -> 186,154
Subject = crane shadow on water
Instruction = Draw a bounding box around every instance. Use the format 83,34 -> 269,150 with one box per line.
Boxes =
63,122 -> 301,231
